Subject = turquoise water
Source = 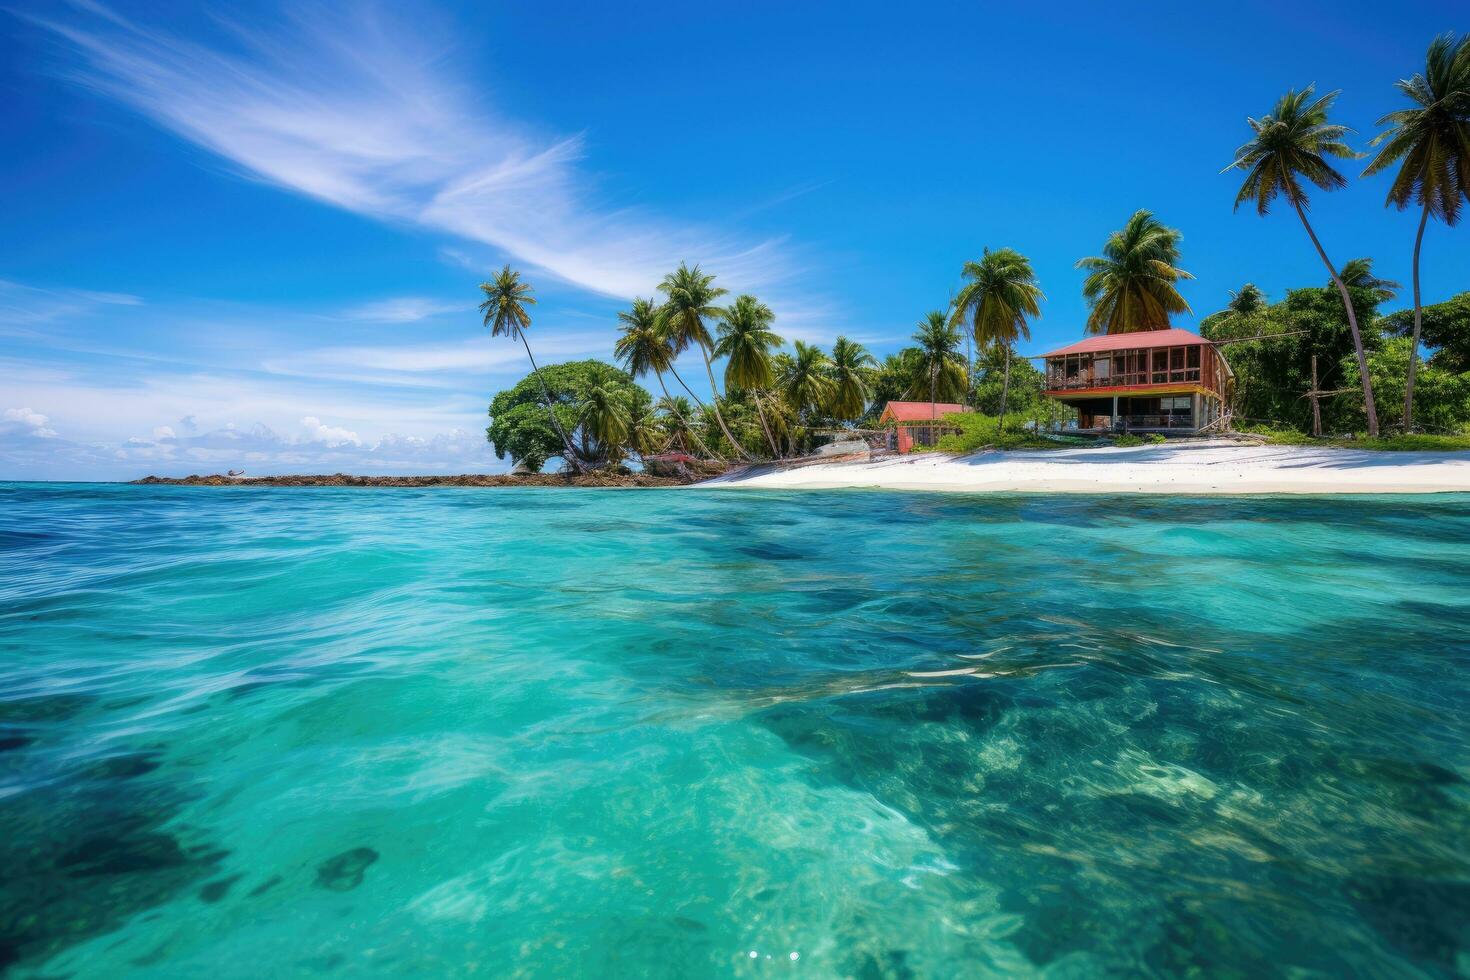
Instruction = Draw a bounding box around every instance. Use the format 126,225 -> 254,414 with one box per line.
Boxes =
2,484 -> 1469,978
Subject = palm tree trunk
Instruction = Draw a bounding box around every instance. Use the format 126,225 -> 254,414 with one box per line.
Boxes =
966,332 -> 974,409
1288,192 -> 1379,437
752,391 -> 782,459
698,344 -> 754,460
519,333 -> 584,473
668,363 -> 710,411
1404,201 -> 1429,432
654,370 -> 721,461
998,343 -> 1012,434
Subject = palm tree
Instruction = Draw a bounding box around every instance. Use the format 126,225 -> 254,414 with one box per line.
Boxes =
656,263 -> 751,459
1223,86 -> 1381,435
909,311 -> 967,420
614,297 -> 719,460
655,395 -> 700,453
780,341 -> 836,419
1339,257 -> 1401,304
628,404 -> 665,458
827,336 -> 877,421
478,265 -> 582,472
1076,211 -> 1193,335
1227,283 -> 1269,318
579,384 -> 631,465
951,247 -> 1045,432
714,294 -> 784,458
1362,33 -> 1470,430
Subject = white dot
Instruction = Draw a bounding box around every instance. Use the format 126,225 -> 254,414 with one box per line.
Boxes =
790,951 -> 800,961
748,951 -> 758,959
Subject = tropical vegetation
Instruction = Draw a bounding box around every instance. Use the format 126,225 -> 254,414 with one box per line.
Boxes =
479,33 -> 1470,471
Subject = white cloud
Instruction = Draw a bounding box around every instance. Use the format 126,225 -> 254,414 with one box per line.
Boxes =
3,407 -> 58,438
340,296 -> 469,323
152,425 -> 176,440
300,416 -> 361,447
29,2 -> 797,298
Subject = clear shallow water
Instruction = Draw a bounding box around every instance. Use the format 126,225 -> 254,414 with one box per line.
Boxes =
2,484 -> 1469,979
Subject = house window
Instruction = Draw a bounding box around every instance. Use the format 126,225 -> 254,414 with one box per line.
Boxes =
1161,396 -> 1192,418
1095,357 -> 1111,380
1152,349 -> 1169,383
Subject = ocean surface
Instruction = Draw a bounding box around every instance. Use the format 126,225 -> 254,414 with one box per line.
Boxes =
2,483 -> 1469,978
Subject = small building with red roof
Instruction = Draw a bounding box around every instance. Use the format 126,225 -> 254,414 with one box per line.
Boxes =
878,401 -> 970,453
1040,328 -> 1234,434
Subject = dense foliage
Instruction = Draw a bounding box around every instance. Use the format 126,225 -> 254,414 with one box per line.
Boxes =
1203,283 -> 1470,435
487,360 -> 652,472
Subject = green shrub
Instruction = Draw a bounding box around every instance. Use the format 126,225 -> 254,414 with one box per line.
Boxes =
931,412 -> 1061,453
1113,434 -> 1144,447
1235,422 -> 1314,445
1144,433 -> 1167,445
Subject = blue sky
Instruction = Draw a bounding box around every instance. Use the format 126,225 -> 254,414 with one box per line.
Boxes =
2,0 -> 1465,479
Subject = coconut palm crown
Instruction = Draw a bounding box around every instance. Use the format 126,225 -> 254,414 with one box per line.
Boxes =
780,341 -> 835,417
613,298 -> 673,378
950,247 -> 1045,348
1362,33 -> 1470,223
1076,211 -> 1193,334
715,295 -> 783,391
478,264 -> 536,339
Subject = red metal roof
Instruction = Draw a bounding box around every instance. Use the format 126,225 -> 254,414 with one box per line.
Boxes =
1041,328 -> 1212,358
879,401 -> 968,422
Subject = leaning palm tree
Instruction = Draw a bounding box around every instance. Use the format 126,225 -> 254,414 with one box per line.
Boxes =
478,265 -> 582,472
909,311 -> 967,419
1362,33 -> 1470,430
714,294 -> 784,458
614,297 -> 719,460
951,247 -> 1045,432
656,263 -> 751,458
579,384 -> 631,465
1076,211 -> 1193,335
827,336 -> 877,421
1223,86 -> 1381,435
780,341 -> 836,420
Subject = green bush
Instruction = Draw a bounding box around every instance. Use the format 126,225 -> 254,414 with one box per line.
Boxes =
931,412 -> 1061,453
1113,434 -> 1144,447
1235,422 -> 1314,445
1144,433 -> 1167,445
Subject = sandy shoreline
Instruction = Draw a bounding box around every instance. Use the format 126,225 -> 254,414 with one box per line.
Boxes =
698,441 -> 1470,495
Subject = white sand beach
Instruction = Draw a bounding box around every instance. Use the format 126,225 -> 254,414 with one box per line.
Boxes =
699,441 -> 1470,495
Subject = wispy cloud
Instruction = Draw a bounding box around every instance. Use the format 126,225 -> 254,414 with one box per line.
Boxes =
338,296 -> 470,324
27,1 -> 796,298
0,278 -> 143,330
